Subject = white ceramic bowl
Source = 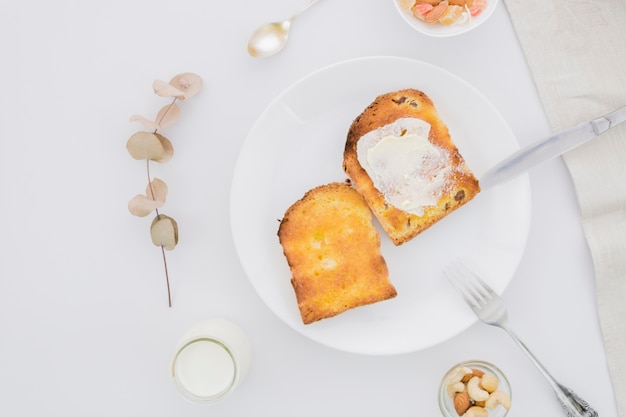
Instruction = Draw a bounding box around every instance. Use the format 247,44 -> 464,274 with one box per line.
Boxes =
393,0 -> 500,37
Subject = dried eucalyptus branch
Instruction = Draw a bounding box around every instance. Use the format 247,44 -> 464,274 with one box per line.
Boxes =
126,72 -> 203,307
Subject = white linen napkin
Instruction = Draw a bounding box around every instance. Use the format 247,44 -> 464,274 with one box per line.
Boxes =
503,1 -> 626,416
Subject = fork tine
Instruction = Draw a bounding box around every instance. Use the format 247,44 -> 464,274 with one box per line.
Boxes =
445,259 -> 495,310
461,261 -> 497,299
444,261 -> 481,309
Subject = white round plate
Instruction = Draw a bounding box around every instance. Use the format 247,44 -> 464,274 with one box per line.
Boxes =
230,56 -> 531,355
393,0 -> 500,38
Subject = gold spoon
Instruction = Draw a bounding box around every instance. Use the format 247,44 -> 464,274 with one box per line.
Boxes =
247,0 -> 321,58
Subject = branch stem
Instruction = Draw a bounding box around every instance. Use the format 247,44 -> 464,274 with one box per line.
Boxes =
161,244 -> 172,308
146,153 -> 169,307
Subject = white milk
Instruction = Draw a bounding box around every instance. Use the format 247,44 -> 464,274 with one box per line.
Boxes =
171,318 -> 252,404
174,339 -> 235,398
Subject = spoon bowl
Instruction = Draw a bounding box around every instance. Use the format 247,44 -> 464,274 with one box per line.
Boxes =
247,20 -> 292,58
247,0 -> 320,58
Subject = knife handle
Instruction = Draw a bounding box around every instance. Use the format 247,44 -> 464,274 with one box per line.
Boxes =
601,104 -> 626,130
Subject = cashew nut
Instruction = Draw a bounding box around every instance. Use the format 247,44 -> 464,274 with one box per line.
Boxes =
479,373 -> 499,393
465,405 -> 489,417
467,376 -> 490,402
462,368 -> 484,383
446,381 -> 466,398
485,390 -> 512,410
446,366 -> 473,384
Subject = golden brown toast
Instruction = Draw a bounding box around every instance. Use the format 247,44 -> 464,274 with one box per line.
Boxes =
277,182 -> 397,324
343,89 -> 480,245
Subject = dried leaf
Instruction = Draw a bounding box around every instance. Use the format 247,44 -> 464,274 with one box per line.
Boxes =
129,114 -> 160,131
146,178 -> 168,202
128,194 -> 164,217
153,133 -> 174,163
169,73 -> 202,100
126,131 -> 165,161
150,214 -> 178,250
155,102 -> 180,129
152,80 -> 185,99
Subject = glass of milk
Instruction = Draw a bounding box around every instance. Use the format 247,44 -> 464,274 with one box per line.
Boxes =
171,318 -> 252,404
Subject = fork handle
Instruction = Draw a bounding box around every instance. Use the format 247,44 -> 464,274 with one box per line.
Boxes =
555,384 -> 598,417
504,327 -> 597,417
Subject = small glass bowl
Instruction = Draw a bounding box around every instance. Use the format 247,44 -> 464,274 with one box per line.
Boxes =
438,360 -> 512,417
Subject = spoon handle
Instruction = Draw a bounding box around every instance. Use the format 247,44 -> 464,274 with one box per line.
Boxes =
291,0 -> 321,21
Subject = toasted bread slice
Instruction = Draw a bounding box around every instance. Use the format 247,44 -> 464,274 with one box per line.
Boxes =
343,89 -> 480,245
277,182 -> 396,324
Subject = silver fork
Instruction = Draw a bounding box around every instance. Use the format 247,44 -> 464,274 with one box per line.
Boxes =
444,260 -> 597,417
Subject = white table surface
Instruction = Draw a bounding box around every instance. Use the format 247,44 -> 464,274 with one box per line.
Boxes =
0,1 -> 617,416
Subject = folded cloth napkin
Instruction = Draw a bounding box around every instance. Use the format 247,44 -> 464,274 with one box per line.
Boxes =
503,0 -> 626,416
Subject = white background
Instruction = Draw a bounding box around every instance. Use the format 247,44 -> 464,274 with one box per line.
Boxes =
0,1 -> 615,416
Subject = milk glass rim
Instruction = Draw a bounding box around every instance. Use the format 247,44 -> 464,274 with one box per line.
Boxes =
171,337 -> 240,404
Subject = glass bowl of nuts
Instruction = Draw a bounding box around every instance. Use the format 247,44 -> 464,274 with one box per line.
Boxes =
438,360 -> 512,417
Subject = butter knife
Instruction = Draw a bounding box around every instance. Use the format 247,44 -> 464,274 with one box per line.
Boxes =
480,105 -> 626,189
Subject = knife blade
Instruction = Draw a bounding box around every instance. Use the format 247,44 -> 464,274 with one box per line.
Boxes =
479,105 -> 626,189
